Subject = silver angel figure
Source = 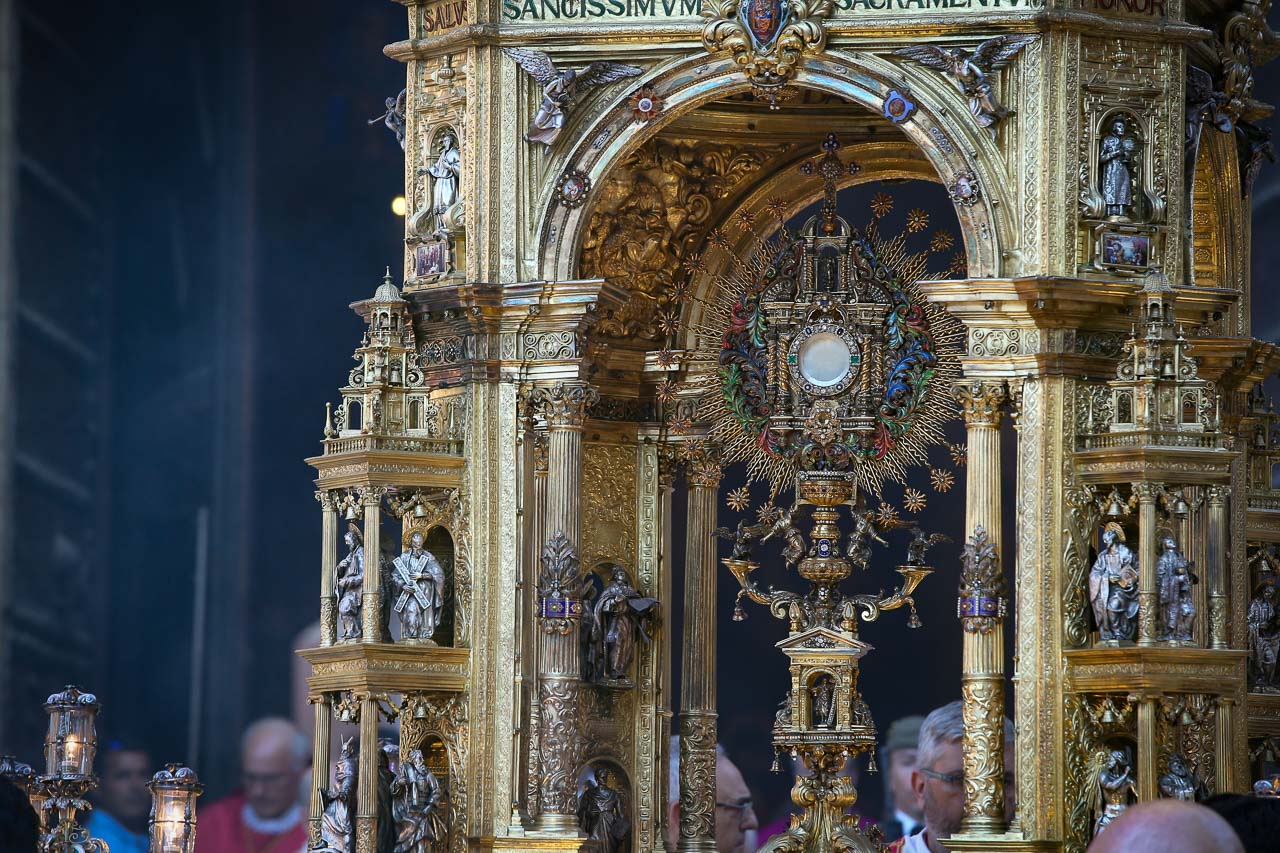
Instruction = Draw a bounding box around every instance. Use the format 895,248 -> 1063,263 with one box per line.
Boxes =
1100,117 -> 1138,218
502,48 -> 642,146
317,737 -> 357,853
763,507 -> 808,569
893,35 -> 1036,131
370,90 -> 408,150
392,748 -> 447,853
1156,537 -> 1197,644
577,768 -> 630,853
1088,523 -> 1139,643
391,530 -> 447,644
845,510 -> 888,571
335,524 -> 365,641
1249,580 -> 1280,691
1093,748 -> 1137,837
587,565 -> 659,684
906,526 -> 951,566
716,519 -> 765,562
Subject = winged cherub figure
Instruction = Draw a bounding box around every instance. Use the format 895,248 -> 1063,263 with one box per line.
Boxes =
894,35 -> 1036,132
503,48 -> 642,146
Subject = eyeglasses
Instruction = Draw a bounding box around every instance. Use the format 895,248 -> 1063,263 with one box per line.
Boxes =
918,767 -> 963,786
716,798 -> 754,817
918,768 -> 1015,788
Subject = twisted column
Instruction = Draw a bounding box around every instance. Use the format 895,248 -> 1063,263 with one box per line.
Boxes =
1207,485 -> 1230,648
679,444 -> 722,853
317,491 -> 339,647
360,487 -> 386,644
1134,483 -> 1161,647
953,380 -> 1007,835
530,382 -> 596,835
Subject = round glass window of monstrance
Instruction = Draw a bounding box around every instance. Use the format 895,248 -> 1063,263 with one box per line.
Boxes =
798,332 -> 853,388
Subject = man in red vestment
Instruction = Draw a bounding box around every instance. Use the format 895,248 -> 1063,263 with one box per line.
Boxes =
196,718 -> 310,853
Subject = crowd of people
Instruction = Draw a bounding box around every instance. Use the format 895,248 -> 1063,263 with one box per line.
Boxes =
3,701 -> 1280,852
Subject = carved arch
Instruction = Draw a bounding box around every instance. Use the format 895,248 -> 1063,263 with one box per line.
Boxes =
537,50 -> 1012,289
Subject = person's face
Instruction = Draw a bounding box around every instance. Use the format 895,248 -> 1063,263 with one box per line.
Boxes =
888,747 -> 922,820
911,741 -> 964,843
99,750 -> 152,824
412,533 -> 424,550
1103,530 -> 1116,547
1112,120 -> 1125,135
714,756 -> 758,853
242,741 -> 302,820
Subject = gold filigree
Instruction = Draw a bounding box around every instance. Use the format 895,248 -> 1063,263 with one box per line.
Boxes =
700,0 -> 833,101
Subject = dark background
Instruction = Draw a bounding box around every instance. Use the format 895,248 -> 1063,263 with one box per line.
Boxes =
2,0 -> 1278,833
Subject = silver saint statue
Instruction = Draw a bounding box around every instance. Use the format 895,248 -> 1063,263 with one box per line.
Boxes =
1093,748 -> 1137,837
1158,754 -> 1202,801
1156,537 -> 1197,644
585,565 -> 659,685
336,524 -> 365,642
1100,117 -> 1138,218
427,134 -> 460,221
392,747 -> 447,853
1088,523 -> 1139,643
810,675 -> 837,729
502,48 -> 642,147
317,737 -> 357,853
577,768 -> 630,853
391,530 -> 447,644
1249,580 -> 1280,692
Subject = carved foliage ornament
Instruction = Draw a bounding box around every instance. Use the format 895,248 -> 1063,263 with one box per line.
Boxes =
701,0 -> 833,100
958,525 -> 1006,632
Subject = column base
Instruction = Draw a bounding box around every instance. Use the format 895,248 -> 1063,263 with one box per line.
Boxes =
475,836 -> 598,853
941,833 -> 1061,852
676,841 -> 719,853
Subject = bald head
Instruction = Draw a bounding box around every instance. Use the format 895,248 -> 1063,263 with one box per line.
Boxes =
1087,800 -> 1243,853
240,717 -> 309,820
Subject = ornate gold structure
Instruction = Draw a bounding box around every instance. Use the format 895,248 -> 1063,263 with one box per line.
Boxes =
300,1 -> 1280,851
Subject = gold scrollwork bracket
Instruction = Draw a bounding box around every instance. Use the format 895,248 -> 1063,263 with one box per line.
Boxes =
700,0 -> 834,105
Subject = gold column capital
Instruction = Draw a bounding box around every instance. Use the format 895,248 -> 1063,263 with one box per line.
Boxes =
526,382 -> 599,429
1132,481 -> 1163,502
315,489 -> 339,511
953,379 -> 1007,427
684,443 -> 723,489
657,443 -> 683,488
357,484 -> 389,506
1206,484 -> 1231,504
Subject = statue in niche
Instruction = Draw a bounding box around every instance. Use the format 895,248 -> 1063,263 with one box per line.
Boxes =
336,524 -> 365,641
1099,116 -> 1139,219
317,737 -> 357,853
392,747 -> 447,853
426,133 -> 461,230
377,740 -> 399,853
585,565 -> 659,685
716,518 -> 765,561
1092,748 -> 1137,837
390,529 -> 447,644
1156,537 -> 1197,644
763,507 -> 808,569
577,767 -> 630,853
1089,523 -> 1139,643
1158,754 -> 1204,801
1248,579 -> 1280,692
810,675 -> 837,729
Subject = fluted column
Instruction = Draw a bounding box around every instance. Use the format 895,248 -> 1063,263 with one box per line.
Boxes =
1135,483 -> 1161,647
355,693 -> 379,853
1207,485 -> 1230,649
317,491 -> 339,647
530,382 -> 596,836
1216,697 -> 1235,792
952,380 -> 1007,835
1136,695 -> 1158,800
679,444 -> 722,853
655,444 -> 679,853
308,694 -> 333,845
360,487 -> 386,644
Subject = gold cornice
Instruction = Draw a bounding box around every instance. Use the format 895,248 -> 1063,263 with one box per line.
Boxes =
307,448 -> 466,489
1246,692 -> 1280,737
1064,647 -> 1246,695
1073,445 -> 1237,485
301,643 -> 471,694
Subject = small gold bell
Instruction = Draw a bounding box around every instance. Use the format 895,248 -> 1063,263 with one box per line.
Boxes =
413,502 -> 429,519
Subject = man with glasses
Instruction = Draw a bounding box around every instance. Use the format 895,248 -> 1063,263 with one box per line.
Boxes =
196,717 -> 311,853
667,737 -> 759,853
891,701 -> 1014,853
